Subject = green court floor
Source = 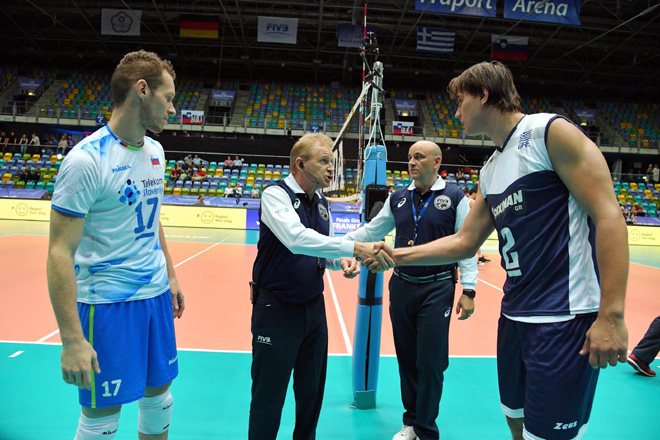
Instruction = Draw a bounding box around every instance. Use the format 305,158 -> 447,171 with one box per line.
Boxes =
1,343 -> 658,439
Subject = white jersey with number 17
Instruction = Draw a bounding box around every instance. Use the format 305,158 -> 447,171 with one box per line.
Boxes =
51,126 -> 169,304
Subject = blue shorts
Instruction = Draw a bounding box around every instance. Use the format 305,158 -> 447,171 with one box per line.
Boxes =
78,291 -> 179,408
497,314 -> 599,440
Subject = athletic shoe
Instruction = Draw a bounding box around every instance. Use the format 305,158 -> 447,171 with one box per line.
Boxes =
478,256 -> 490,263
478,261 -> 485,267
628,353 -> 656,377
392,425 -> 419,440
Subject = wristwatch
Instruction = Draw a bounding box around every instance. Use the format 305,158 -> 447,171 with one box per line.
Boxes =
462,289 -> 476,299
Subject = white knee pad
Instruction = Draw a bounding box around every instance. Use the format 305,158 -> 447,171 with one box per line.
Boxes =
137,389 -> 173,435
74,411 -> 120,440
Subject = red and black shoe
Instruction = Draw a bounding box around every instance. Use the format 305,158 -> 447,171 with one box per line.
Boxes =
628,353 -> 656,377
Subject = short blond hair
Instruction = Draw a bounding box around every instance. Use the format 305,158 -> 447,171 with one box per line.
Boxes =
290,133 -> 333,169
111,50 -> 176,107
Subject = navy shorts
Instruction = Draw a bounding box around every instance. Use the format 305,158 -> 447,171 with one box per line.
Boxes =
78,291 -> 179,408
497,313 -> 599,440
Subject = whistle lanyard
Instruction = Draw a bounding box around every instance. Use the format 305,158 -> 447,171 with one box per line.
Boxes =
410,189 -> 434,244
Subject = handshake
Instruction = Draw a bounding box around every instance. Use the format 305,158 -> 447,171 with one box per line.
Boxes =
356,242 -> 395,272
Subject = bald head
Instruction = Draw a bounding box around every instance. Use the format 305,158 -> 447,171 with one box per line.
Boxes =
408,141 -> 443,191
410,140 -> 442,160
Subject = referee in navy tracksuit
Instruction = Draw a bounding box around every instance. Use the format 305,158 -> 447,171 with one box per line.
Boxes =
346,141 -> 478,440
248,133 -> 391,440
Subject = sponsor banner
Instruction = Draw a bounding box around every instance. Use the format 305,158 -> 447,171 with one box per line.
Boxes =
0,198 -> 51,221
417,27 -> 455,54
491,35 -> 528,61
331,212 -> 362,233
503,0 -> 581,25
415,0 -> 495,17
246,209 -> 260,230
19,78 -> 43,90
182,110 -> 204,125
393,121 -> 415,135
180,15 -> 219,39
160,205 -> 246,229
394,100 -> 417,111
211,89 -> 236,102
101,9 -> 142,36
258,16 -> 298,44
574,109 -> 596,122
627,225 -> 660,246
338,24 -> 377,48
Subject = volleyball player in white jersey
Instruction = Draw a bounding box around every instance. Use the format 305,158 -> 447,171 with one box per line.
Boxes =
47,50 -> 184,440
373,61 -> 629,440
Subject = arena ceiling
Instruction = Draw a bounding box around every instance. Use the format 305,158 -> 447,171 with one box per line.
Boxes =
2,1 -> 659,101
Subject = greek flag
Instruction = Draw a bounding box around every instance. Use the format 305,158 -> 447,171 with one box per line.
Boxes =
417,27 -> 455,54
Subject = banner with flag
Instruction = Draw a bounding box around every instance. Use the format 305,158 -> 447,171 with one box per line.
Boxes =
393,121 -> 415,135
491,35 -> 528,61
258,17 -> 298,44
417,27 -> 455,54
180,15 -> 219,39
101,9 -> 142,36
504,0 -> 581,25
182,110 -> 205,125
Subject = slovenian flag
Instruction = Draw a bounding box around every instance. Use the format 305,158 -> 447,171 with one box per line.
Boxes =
491,35 -> 528,61
151,156 -> 160,166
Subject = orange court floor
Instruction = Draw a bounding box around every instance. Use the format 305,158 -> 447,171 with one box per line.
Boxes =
0,219 -> 659,439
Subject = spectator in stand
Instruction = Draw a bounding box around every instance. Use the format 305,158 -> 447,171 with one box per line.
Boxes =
251,186 -> 260,199
192,168 -> 206,182
182,130 -> 190,137
170,164 -> 182,181
192,154 -> 203,167
224,155 -> 233,168
20,166 -> 31,182
19,134 -> 29,155
181,161 -> 191,176
233,156 -> 243,170
653,164 -> 659,184
624,203 -> 644,224
67,135 -> 74,148
30,133 -> 41,148
455,168 -> 464,181
58,134 -> 69,155
51,135 -> 58,146
5,131 -> 17,150
1,131 -> 6,149
224,185 -> 234,198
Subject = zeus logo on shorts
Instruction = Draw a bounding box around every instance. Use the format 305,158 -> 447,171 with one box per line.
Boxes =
554,421 -> 578,430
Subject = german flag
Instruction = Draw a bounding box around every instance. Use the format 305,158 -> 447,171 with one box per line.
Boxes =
180,15 -> 219,39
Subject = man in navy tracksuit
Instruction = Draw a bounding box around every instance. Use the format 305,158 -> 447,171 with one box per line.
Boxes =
248,133 -> 392,440
346,140 -> 478,440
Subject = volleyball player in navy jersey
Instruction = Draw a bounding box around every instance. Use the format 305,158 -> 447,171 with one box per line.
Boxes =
373,61 -> 629,440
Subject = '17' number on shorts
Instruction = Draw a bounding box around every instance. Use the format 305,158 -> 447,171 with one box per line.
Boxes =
101,379 -> 122,397
500,227 -> 522,277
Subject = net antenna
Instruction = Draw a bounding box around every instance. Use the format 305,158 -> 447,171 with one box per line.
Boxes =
327,30 -> 386,199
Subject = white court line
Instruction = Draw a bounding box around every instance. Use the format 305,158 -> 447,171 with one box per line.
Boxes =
173,239 -> 226,269
325,271 -> 353,355
477,277 -> 503,292
9,351 -> 24,358
35,329 -> 60,343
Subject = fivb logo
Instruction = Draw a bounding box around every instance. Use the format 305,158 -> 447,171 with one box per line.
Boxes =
257,335 -> 272,345
266,23 -> 289,34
